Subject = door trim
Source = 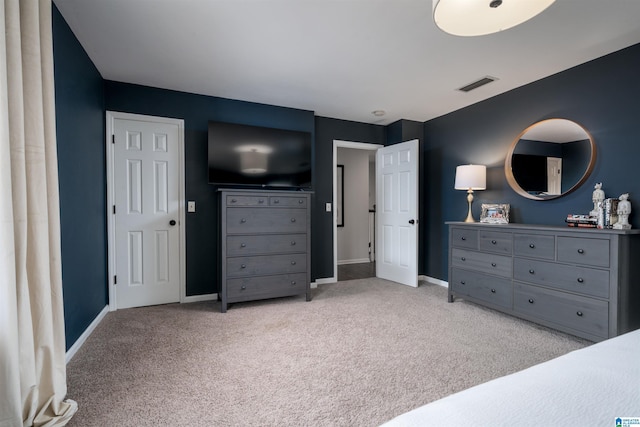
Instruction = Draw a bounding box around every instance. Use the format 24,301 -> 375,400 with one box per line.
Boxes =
106,111 -> 186,311
332,140 -> 383,282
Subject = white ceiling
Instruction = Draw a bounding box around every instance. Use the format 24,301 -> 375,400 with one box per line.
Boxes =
53,0 -> 640,125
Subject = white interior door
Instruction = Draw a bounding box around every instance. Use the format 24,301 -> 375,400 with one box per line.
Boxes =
108,113 -> 184,309
547,157 -> 562,195
376,139 -> 419,287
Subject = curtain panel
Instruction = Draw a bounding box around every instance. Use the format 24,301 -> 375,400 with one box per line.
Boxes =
1,1 -> 77,426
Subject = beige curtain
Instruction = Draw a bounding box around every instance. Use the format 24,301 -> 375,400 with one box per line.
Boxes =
0,1 -> 77,426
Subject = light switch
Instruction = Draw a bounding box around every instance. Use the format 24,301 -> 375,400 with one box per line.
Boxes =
188,201 -> 196,212
325,202 -> 332,212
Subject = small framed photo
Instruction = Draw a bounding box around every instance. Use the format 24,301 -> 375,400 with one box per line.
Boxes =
480,203 -> 510,224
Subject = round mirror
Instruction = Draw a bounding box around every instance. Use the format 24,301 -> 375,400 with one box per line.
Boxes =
505,118 -> 596,200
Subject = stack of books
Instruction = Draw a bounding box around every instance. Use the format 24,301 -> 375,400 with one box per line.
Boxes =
565,214 -> 598,228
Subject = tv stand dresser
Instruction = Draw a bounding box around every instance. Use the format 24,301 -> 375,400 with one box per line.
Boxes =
447,222 -> 640,341
219,189 -> 311,312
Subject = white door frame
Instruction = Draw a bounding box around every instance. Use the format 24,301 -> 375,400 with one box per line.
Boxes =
106,111 -> 186,311
332,140 -> 383,282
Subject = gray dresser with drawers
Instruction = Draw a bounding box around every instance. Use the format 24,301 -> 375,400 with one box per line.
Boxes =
220,190 -> 311,312
447,222 -> 640,341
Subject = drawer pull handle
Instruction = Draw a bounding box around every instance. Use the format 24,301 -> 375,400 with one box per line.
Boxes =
460,281 -> 466,285
529,243 -> 535,249
240,218 -> 246,223
491,240 -> 497,244
576,311 -> 583,317
231,199 -> 237,203
577,277 -> 584,283
291,218 -> 296,222
240,264 -> 246,269
491,289 -> 496,293
529,269 -> 535,274
291,261 -> 297,265
491,262 -> 497,267
461,257 -> 466,261
240,243 -> 246,248
258,199 -> 264,204
241,285 -> 246,290
461,236 -> 466,241
291,241 -> 296,245
274,199 -> 280,204
528,299 -> 535,304
577,248 -> 585,254
298,200 -> 303,204
291,281 -> 297,285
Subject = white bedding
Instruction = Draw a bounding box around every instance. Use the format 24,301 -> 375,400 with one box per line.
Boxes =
382,329 -> 640,427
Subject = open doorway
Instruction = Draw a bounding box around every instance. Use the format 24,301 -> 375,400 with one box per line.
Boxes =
333,140 -> 383,281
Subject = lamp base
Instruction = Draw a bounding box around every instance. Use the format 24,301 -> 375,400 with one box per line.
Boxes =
464,190 -> 475,222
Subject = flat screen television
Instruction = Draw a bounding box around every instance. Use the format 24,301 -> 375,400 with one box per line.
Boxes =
208,121 -> 312,189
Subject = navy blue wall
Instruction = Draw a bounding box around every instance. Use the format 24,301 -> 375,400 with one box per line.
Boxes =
105,82 -> 315,296
52,5 -> 107,350
424,42 -> 640,280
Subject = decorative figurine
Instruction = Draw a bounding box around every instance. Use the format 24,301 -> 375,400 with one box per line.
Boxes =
613,193 -> 632,229
590,182 -> 605,217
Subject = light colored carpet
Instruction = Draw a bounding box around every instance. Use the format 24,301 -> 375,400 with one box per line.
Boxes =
65,279 -> 590,426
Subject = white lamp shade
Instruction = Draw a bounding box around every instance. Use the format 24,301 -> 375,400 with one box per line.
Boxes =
455,164 -> 486,190
433,0 -> 556,37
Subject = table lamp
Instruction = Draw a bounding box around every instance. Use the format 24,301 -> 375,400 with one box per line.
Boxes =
455,164 -> 486,222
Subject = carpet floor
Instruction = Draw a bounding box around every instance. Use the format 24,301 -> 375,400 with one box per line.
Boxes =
65,278 -> 590,426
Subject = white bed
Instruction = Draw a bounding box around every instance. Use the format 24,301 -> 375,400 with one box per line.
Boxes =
382,328 -> 640,426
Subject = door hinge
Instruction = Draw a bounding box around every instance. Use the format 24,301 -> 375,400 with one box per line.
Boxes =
113,205 -> 116,214
114,275 -> 117,285
112,134 -> 115,144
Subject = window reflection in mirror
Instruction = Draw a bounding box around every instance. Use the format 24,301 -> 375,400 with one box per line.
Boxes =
505,119 -> 596,200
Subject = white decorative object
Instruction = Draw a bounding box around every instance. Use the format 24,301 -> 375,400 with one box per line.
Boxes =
454,164 -> 486,222
590,182 -> 605,217
613,193 -> 632,229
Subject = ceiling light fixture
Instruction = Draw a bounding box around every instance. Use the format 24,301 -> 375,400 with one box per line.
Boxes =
433,0 -> 556,37
372,110 -> 386,117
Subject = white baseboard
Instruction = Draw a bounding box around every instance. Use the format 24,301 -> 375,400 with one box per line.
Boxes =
419,275 -> 448,288
313,277 -> 337,288
66,305 -> 109,364
337,258 -> 371,265
183,293 -> 218,303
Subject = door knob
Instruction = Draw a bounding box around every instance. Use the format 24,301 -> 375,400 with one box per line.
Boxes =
169,220 -> 177,226
408,219 -> 415,224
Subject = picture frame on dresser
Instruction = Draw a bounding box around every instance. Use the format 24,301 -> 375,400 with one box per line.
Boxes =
480,203 -> 510,224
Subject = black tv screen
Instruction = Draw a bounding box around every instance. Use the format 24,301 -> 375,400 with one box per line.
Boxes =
208,121 -> 312,189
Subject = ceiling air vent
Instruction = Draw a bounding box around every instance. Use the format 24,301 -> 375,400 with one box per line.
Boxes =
457,76 -> 497,93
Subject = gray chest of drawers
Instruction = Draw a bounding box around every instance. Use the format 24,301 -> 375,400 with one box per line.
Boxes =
447,222 -> 640,341
220,190 -> 312,312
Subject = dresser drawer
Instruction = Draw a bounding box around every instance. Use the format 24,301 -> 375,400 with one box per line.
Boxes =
227,234 -> 307,256
227,273 -> 307,299
451,268 -> 512,309
513,233 -> 555,260
451,248 -> 512,278
227,208 -> 307,234
479,230 -> 512,255
513,258 -> 610,298
451,227 -> 478,249
227,253 -> 307,277
514,283 -> 609,339
269,196 -> 307,208
557,236 -> 609,268
226,195 -> 268,206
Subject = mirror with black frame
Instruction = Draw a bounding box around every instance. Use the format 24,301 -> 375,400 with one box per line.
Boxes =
505,118 -> 596,201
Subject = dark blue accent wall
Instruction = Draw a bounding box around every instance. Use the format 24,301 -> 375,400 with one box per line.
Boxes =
104,82 -> 315,295
423,42 -> 640,281
52,5 -> 107,350
313,117 -> 386,278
